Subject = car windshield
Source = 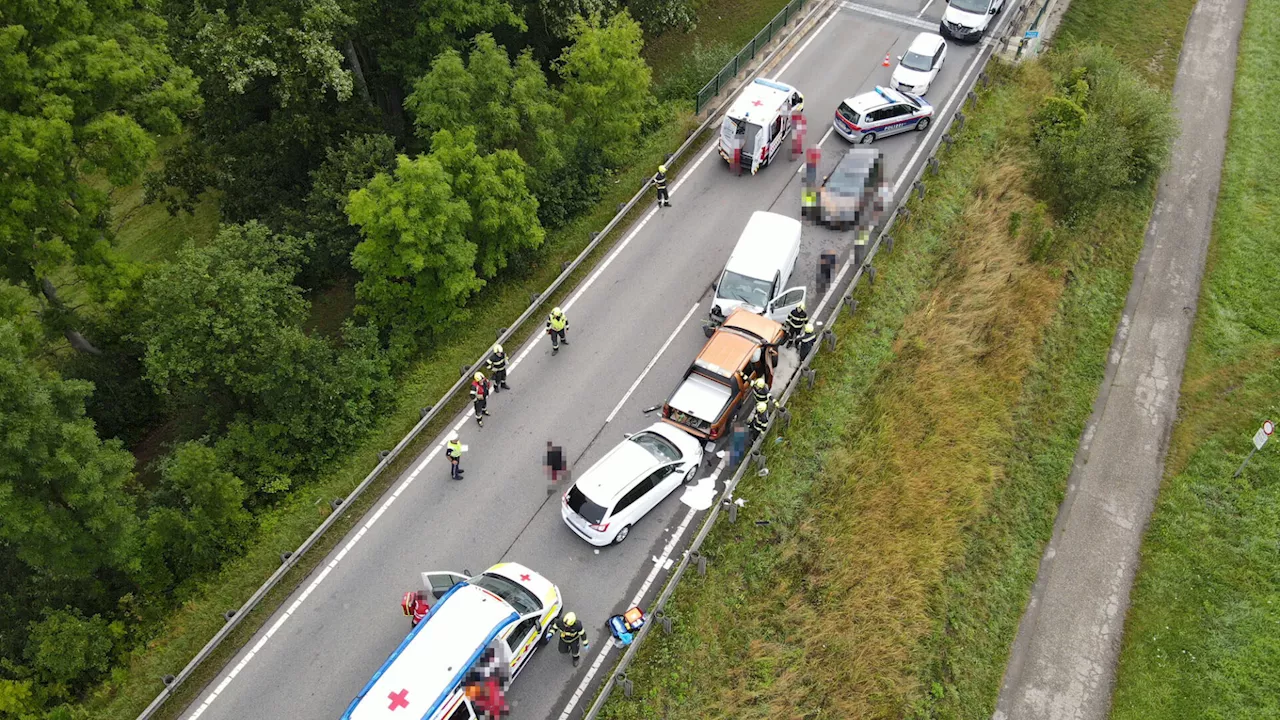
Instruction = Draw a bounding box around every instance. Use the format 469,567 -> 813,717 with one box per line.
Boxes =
472,572 -> 542,615
629,432 -> 682,463
566,485 -> 607,525
837,102 -> 861,125
901,50 -> 933,72
828,165 -> 870,195
949,0 -> 988,12
717,270 -> 772,308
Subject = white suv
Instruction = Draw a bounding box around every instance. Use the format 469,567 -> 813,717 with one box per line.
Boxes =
561,423 -> 704,546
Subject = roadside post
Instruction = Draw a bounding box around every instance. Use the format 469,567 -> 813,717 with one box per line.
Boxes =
1233,419 -> 1273,477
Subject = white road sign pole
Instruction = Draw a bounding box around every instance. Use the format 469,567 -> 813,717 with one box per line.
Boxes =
1234,420 -> 1274,478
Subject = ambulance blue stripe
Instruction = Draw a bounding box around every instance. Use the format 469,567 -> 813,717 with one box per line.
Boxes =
419,611 -> 519,720
340,582 -> 469,719
753,78 -> 792,92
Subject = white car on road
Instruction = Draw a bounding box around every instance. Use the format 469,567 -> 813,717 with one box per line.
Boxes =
561,423 -> 703,546
891,33 -> 948,96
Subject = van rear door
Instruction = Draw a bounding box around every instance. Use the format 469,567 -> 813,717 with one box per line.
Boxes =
747,121 -> 766,174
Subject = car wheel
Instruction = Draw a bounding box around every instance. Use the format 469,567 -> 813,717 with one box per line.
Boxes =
683,466 -> 698,485
917,117 -> 931,132
613,525 -> 632,545
859,133 -> 876,144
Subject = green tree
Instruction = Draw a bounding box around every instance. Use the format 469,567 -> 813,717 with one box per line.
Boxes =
348,155 -> 480,340
299,132 -> 399,287
430,128 -> 545,278
0,0 -> 199,350
556,12 -> 653,168
0,305 -> 140,582
136,222 -> 309,412
23,608 -> 123,695
141,441 -> 253,591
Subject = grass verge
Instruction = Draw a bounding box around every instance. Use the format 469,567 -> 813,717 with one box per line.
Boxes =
597,0 -> 1196,716
1109,1 -> 1280,717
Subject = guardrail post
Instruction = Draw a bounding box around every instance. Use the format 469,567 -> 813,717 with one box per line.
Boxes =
378,450 -> 390,460
223,609 -> 236,621
927,156 -> 939,174
866,265 -> 877,285
459,365 -> 469,378
752,450 -> 766,471
942,132 -> 954,148
883,235 -> 894,253
690,551 -> 708,576
162,674 -> 176,687
330,498 -> 344,510
843,296 -> 857,315
822,329 -> 837,351
913,180 -> 926,201
954,111 -> 966,131
724,499 -> 738,523
980,70 -> 990,88
777,405 -> 792,428
656,611 -> 673,634
898,206 -> 912,221
420,406 -> 431,418
621,673 -> 634,698
803,367 -> 817,389
280,551 -> 293,563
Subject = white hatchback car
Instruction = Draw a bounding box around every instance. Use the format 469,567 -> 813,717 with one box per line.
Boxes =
891,33 -> 947,96
561,422 -> 704,546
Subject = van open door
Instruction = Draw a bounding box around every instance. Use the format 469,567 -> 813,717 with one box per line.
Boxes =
766,286 -> 807,323
746,122 -> 765,175
420,571 -> 469,601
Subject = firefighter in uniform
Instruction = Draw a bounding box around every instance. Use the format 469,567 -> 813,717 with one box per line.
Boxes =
486,344 -> 510,392
653,165 -> 671,208
445,431 -> 464,479
749,401 -> 770,441
551,611 -> 589,667
470,372 -> 492,427
797,323 -> 818,361
784,302 -> 809,347
751,376 -> 771,410
547,307 -> 569,354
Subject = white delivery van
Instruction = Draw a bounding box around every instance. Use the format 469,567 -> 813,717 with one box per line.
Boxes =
708,211 -> 807,326
718,78 -> 806,175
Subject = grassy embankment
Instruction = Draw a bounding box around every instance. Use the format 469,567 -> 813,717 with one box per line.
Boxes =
1110,2 -> 1280,717
596,0 -> 1196,717
84,4 -> 793,718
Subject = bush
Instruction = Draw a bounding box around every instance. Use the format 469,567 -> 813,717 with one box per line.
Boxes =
654,40 -> 736,103
23,610 -> 123,696
1031,45 -> 1177,219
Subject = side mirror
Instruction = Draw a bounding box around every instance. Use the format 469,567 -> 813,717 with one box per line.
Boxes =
464,568 -> 473,577
990,5 -> 998,12
623,432 -> 633,439
897,55 -> 903,61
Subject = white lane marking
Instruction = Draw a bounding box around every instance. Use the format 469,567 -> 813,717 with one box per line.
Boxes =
557,458 -> 729,720
775,10 -> 842,79
892,34 -> 995,196
916,0 -> 937,19
606,303 -> 700,424
839,0 -> 938,30
796,125 -> 837,174
186,6 -> 847,715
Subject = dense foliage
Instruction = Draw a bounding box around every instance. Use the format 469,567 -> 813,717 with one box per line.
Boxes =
0,0 -> 691,714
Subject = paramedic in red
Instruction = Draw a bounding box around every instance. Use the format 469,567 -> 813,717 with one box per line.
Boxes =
401,591 -> 430,628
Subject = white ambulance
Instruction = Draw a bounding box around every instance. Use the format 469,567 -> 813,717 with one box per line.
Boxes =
717,78 -> 806,175
341,563 -> 561,720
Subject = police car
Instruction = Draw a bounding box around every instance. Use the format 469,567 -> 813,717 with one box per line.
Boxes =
832,86 -> 934,144
342,563 -> 561,720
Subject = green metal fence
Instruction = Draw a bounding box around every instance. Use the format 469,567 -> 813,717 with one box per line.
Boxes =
695,0 -> 810,114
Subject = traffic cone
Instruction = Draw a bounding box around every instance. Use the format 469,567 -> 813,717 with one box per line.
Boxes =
882,53 -> 891,67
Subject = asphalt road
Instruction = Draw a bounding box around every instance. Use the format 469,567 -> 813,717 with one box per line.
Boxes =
179,2 -> 1007,719
993,0 -> 1247,717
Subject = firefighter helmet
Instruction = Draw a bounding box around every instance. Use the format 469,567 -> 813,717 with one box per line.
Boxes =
563,612 -> 577,625
755,401 -> 768,414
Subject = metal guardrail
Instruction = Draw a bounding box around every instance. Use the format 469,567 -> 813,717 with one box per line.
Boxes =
134,1 -> 838,718
696,0 -> 810,114
580,4 -> 1033,717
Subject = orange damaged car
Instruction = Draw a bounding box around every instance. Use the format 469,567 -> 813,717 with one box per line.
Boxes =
662,308 -> 784,441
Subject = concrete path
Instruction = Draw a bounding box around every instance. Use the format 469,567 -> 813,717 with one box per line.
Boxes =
993,0 -> 1248,718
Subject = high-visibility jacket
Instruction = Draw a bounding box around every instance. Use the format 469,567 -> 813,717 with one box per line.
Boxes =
553,617 -> 585,643
750,409 -> 770,435
785,306 -> 808,332
548,313 -> 568,332
446,441 -> 463,460
801,188 -> 818,208
798,326 -> 818,347
486,351 -> 508,373
470,380 -> 489,401
653,170 -> 668,190
752,386 -> 771,407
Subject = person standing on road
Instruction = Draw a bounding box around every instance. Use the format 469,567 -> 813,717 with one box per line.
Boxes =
470,372 -> 492,428
547,307 -> 570,354
797,322 -> 819,361
653,164 -> 672,208
784,302 -> 809,347
486,344 -> 510,393
751,377 -> 771,410
402,591 -> 431,628
446,431 -> 465,479
749,401 -> 770,442
545,441 -> 567,486
550,612 -> 589,667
